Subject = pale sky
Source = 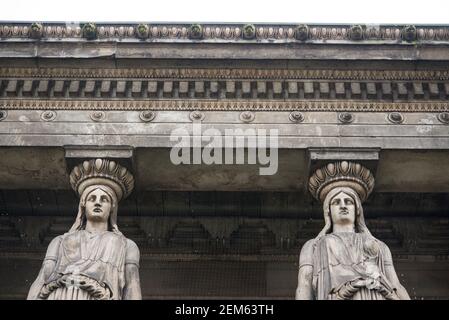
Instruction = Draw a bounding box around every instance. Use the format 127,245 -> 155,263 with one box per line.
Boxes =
0,0 -> 448,24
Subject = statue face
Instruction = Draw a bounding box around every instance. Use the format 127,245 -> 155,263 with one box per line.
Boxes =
84,188 -> 112,223
329,191 -> 356,227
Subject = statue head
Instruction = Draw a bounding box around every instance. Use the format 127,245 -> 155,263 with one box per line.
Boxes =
317,186 -> 372,238
329,190 -> 356,228
84,187 -> 113,223
70,184 -> 120,233
308,161 -> 375,239
68,159 -> 135,234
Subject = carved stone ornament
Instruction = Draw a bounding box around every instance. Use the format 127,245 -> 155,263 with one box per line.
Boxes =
2,99 -> 447,113
82,23 -> 97,40
240,111 -> 255,123
139,110 -> 156,122
189,24 -> 203,39
289,111 -> 304,123
1,22 -> 449,42
437,112 -> 449,124
308,161 -> 375,203
243,24 -> 256,39
41,110 -> 57,121
189,110 -> 205,121
349,25 -> 364,40
338,112 -> 354,124
30,22 -> 43,39
401,25 -> 417,42
90,111 -> 106,122
3,67 -> 449,81
69,158 -> 135,201
387,112 -> 404,124
136,24 -> 150,39
295,24 -> 309,41
0,110 -> 7,121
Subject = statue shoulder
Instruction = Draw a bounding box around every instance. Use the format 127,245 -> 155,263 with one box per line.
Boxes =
367,236 -> 390,252
300,239 -> 316,255
375,238 -> 393,258
299,239 -> 316,267
125,238 -> 140,266
44,235 -> 64,260
364,235 -> 394,261
126,238 -> 139,251
48,234 -> 64,247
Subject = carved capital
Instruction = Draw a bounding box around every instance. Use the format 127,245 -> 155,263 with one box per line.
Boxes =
308,161 -> 375,203
69,158 -> 135,201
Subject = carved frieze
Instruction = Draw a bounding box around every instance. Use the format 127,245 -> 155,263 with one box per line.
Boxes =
2,99 -> 447,112
1,23 -> 449,42
1,67 -> 449,80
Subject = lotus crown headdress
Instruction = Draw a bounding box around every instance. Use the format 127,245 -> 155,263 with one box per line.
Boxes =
308,161 -> 375,203
69,158 -> 134,201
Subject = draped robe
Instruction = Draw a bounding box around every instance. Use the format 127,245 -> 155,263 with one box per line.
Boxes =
39,230 -> 138,300
301,232 -> 398,300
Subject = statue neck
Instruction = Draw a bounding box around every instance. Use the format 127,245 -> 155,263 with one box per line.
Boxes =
332,223 -> 355,233
85,220 -> 108,233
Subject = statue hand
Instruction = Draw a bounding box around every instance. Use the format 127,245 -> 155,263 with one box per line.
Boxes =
59,274 -> 87,288
350,279 -> 367,288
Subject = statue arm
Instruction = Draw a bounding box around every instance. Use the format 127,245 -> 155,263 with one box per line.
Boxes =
383,244 -> 411,300
123,239 -> 142,300
27,236 -> 61,300
295,240 -> 315,300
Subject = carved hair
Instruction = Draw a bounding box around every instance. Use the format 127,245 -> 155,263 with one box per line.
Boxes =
315,186 -> 372,239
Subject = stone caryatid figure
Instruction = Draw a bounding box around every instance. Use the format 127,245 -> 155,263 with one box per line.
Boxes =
28,159 -> 142,300
296,161 -> 410,300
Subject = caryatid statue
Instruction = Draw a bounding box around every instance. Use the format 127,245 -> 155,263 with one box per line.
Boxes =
296,161 -> 410,300
28,159 -> 142,300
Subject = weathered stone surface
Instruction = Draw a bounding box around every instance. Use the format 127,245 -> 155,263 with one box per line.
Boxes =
3,40 -> 449,61
0,21 -> 448,300
27,159 -> 141,300
297,163 -> 409,300
0,146 -> 448,192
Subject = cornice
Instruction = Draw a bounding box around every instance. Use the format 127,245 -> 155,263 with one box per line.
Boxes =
1,68 -> 448,111
1,70 -> 448,103
1,22 -> 449,43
